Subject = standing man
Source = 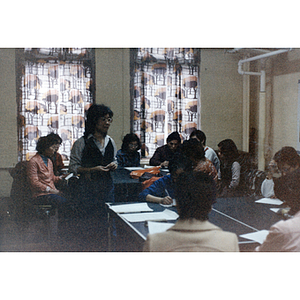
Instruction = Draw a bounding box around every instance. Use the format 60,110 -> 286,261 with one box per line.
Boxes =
69,104 -> 118,217
190,129 -> 220,172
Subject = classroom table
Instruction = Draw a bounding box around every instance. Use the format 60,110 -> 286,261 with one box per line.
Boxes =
106,196 -> 285,252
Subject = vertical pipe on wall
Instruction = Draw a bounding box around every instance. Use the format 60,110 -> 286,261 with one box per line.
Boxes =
242,61 -> 250,152
258,70 -> 266,170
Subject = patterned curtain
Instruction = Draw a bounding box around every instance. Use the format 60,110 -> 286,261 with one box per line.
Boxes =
131,48 -> 200,158
16,48 -> 95,161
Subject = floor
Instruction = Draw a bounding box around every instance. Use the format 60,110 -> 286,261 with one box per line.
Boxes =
0,197 -> 110,252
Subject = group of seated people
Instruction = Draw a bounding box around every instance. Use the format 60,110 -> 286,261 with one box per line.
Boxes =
18,103 -> 300,252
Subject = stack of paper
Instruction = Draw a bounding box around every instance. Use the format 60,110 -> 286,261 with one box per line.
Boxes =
121,209 -> 179,223
109,203 -> 153,214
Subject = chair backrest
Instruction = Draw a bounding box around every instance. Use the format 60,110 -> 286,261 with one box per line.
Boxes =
9,161 -> 32,203
243,169 -> 266,197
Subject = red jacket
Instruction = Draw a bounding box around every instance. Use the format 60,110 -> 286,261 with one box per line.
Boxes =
27,153 -> 61,198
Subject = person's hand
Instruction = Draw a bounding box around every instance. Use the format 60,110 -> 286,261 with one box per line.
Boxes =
59,173 -> 69,180
49,188 -> 59,195
160,196 -> 173,205
160,161 -> 169,168
94,165 -> 111,172
105,162 -> 118,171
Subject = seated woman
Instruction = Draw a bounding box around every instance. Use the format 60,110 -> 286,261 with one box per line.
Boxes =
217,139 -> 242,197
27,135 -> 68,207
138,153 -> 192,204
256,168 -> 300,251
143,171 -> 239,252
116,133 -> 141,168
181,138 -> 218,182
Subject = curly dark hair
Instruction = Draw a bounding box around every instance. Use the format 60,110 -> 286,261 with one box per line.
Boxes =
36,136 -> 56,154
121,133 -> 141,152
47,132 -> 62,144
175,171 -> 216,221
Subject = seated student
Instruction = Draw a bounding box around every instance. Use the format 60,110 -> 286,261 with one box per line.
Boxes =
116,133 -> 141,168
138,153 -> 192,205
27,136 -> 68,207
261,146 -> 300,198
47,132 -> 65,176
256,168 -> 300,251
217,139 -> 242,196
190,129 -> 220,172
143,171 -> 239,252
181,138 -> 218,183
149,131 -> 181,168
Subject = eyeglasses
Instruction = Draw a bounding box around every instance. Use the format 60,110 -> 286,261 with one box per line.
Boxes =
128,143 -> 138,149
100,117 -> 113,123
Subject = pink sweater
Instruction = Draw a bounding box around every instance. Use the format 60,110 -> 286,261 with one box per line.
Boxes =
27,153 -> 60,198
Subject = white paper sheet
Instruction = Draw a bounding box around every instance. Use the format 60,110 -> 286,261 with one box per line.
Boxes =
270,208 -> 280,213
124,167 -> 145,171
110,203 -> 153,214
148,221 -> 174,234
255,198 -> 283,205
160,199 -> 176,208
240,230 -> 269,244
121,209 -> 179,223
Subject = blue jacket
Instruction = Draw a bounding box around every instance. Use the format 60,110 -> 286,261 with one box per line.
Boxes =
138,174 -> 175,202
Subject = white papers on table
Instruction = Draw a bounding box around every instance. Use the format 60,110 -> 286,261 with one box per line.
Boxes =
160,199 -> 176,208
270,208 -> 280,213
121,209 -> 179,223
240,230 -> 269,244
124,167 -> 145,171
255,198 -> 283,205
110,203 -> 153,214
148,221 -> 174,234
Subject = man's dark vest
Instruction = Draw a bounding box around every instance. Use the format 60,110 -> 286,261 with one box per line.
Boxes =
81,136 -> 114,180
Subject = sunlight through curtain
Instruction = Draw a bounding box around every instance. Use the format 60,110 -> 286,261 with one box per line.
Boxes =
131,48 -> 200,158
16,48 -> 95,161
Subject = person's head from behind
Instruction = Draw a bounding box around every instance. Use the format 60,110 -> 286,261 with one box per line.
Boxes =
47,132 -> 62,153
175,171 -> 216,221
168,153 -> 193,183
166,131 -> 181,152
274,146 -> 300,176
121,133 -> 141,153
190,129 -> 206,146
218,139 -> 239,162
36,136 -> 58,158
85,104 -> 113,137
181,138 -> 205,163
274,169 -> 300,215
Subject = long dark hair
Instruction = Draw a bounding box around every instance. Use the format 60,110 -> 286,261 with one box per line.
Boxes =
218,139 -> 239,186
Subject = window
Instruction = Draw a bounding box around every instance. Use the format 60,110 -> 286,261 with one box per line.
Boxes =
16,48 -> 95,161
131,48 -> 200,158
